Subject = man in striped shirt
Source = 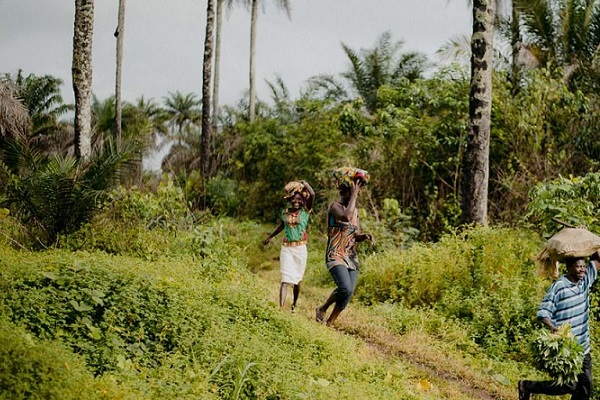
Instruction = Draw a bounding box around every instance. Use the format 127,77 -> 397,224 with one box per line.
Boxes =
519,253 -> 599,400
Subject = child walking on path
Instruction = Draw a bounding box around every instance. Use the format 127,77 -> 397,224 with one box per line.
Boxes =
264,180 -> 315,312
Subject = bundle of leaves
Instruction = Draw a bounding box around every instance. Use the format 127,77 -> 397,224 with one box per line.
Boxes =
530,324 -> 584,385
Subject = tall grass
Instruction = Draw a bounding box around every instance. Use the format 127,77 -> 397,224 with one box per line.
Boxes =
357,226 -> 548,358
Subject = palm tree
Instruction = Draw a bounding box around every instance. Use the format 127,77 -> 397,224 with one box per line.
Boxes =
129,96 -> 168,154
439,1 -> 522,89
247,0 -> 291,122
92,95 -> 167,184
308,32 -> 429,113
201,0 -> 215,178
461,0 -> 496,225
1,139 -> 132,246
72,0 -> 95,159
213,0 -> 224,133
1,72 -> 74,157
10,72 -> 69,134
162,91 -> 201,144
10,71 -> 73,155
114,0 -> 126,145
213,0 -> 245,129
342,32 -> 428,113
161,128 -> 202,176
516,0 -> 600,89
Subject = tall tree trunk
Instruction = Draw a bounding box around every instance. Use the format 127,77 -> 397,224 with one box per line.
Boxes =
212,0 -> 223,134
461,0 -> 495,225
114,0 -> 126,146
201,0 -> 215,178
248,0 -> 258,122
72,0 -> 94,160
509,1 -> 521,93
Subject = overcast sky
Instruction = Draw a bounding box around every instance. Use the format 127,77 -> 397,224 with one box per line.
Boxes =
0,0 -> 471,107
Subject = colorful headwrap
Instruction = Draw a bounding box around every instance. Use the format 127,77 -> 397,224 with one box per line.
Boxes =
333,167 -> 370,188
283,181 -> 306,199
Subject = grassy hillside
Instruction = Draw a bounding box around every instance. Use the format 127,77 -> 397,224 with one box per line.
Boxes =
0,215 -> 593,399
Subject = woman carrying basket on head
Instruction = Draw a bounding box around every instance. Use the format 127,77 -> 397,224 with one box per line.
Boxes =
315,167 -> 374,326
264,180 -> 315,312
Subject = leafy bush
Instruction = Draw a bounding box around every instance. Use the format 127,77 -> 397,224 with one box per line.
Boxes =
0,260 -> 186,374
358,198 -> 419,251
0,234 -> 434,400
0,319 -> 126,399
526,172 -> 600,238
0,207 -> 29,249
61,178 -> 202,259
101,176 -> 192,230
206,173 -> 243,216
223,99 -> 347,219
356,226 -> 546,358
343,67 -> 469,241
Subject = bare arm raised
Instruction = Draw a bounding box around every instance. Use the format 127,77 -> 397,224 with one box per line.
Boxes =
300,180 -> 315,211
329,183 -> 360,222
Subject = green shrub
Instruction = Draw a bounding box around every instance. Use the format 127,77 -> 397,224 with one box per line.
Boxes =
356,226 -> 546,358
526,172 -> 600,238
358,199 -> 419,251
0,207 -> 29,249
1,143 -> 132,247
206,173 -> 243,216
0,239 -> 432,400
0,259 -> 186,375
0,320 -> 126,400
100,176 -> 192,230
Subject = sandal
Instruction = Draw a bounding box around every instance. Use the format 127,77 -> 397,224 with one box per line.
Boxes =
518,380 -> 530,400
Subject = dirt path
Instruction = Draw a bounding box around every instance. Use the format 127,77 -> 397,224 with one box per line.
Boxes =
336,319 -> 506,400
257,266 -> 517,400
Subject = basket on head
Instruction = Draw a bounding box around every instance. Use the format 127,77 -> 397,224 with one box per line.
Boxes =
536,227 -> 600,278
283,181 -> 306,199
332,167 -> 370,188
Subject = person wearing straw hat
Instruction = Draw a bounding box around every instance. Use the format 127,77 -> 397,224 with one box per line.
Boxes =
315,167 -> 374,327
519,251 -> 600,400
264,180 -> 315,312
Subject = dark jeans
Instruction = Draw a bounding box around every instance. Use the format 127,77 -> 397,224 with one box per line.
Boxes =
329,265 -> 358,310
523,353 -> 592,399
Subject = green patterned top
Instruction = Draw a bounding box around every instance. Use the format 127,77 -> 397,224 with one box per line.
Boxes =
281,208 -> 310,243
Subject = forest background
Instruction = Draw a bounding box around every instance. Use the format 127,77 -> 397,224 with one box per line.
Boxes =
3,0 -> 600,399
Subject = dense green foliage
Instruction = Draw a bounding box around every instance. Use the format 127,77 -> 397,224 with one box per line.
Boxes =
0,320 -> 126,399
357,226 -> 546,359
0,141 -> 133,247
202,66 -> 600,241
3,183 -> 600,398
527,172 -> 600,238
5,5 -> 600,396
5,52 -> 600,242
0,241 -> 426,399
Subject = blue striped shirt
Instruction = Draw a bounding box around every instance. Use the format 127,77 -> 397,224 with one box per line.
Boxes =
537,262 -> 597,354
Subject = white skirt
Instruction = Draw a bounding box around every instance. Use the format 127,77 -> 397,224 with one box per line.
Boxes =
280,245 -> 308,284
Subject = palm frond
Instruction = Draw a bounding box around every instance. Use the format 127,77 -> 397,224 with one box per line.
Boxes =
436,34 -> 472,64
519,0 -> 557,64
305,74 -> 348,102
2,134 -> 137,245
